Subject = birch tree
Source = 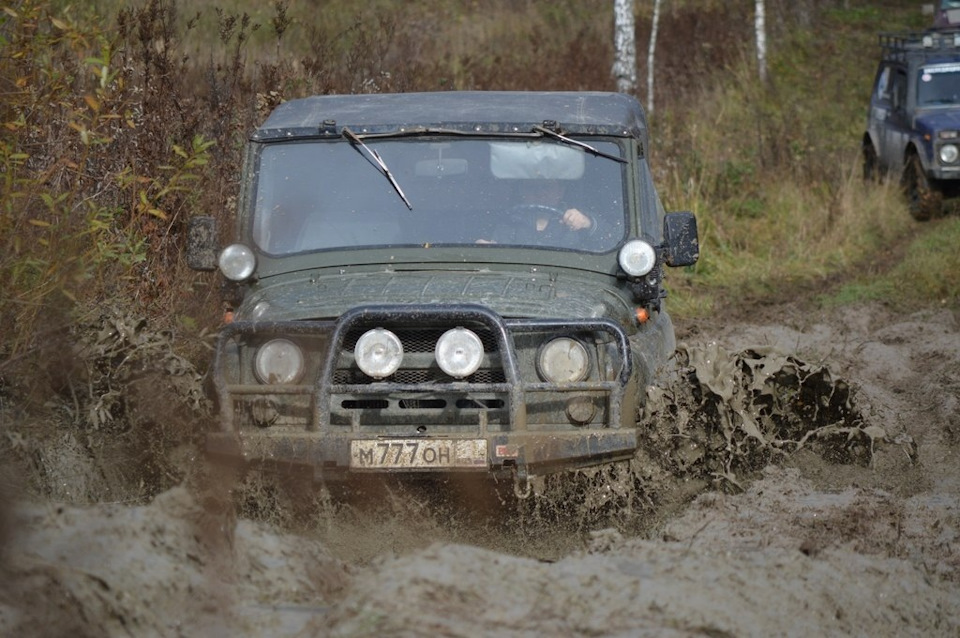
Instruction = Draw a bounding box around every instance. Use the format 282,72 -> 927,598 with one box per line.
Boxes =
612,0 -> 636,94
647,0 -> 662,115
755,0 -> 767,83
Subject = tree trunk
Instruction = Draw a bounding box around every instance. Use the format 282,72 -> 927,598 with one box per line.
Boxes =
756,0 -> 767,83
612,0 -> 636,94
647,0 -> 662,115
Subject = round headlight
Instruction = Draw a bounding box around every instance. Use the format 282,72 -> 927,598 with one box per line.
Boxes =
940,143 -> 959,165
355,328 -> 403,379
219,244 -> 256,281
254,339 -> 304,385
435,328 -> 484,379
618,239 -> 657,277
537,337 -> 590,383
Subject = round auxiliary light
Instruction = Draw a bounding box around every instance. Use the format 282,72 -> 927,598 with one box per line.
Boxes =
254,339 -> 304,385
940,143 -> 959,165
537,337 -> 590,383
618,239 -> 657,278
435,328 -> 484,379
355,328 -> 403,379
219,243 -> 256,281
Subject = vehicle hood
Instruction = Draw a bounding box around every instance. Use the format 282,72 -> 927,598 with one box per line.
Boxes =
236,269 -> 635,326
915,109 -> 960,134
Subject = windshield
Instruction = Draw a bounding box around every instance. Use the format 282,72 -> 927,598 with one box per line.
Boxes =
918,63 -> 960,106
251,137 -> 627,255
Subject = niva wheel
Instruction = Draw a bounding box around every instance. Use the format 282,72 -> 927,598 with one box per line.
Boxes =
901,154 -> 943,221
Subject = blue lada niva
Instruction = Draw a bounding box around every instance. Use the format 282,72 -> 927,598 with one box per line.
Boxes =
863,30 -> 960,219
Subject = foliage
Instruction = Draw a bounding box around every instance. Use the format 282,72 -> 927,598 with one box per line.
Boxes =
0,0 -> 221,358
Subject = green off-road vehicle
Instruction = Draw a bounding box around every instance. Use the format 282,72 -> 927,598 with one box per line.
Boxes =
188,91 -> 699,495
863,30 -> 960,219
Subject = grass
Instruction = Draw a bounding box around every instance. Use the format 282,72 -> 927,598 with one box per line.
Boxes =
824,216 -> 960,308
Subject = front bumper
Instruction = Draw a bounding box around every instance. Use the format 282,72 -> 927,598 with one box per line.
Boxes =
207,303 -> 640,478
207,428 -> 639,479
928,164 -> 960,181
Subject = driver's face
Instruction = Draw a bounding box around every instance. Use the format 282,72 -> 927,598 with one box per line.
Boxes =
521,180 -> 564,205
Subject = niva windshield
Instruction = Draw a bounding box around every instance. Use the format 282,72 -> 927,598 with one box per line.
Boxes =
251,137 -> 627,255
918,63 -> 960,106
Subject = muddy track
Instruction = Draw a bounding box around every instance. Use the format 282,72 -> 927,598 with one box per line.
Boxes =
0,299 -> 958,636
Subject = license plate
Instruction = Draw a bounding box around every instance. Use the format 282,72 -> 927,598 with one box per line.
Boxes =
350,439 -> 487,469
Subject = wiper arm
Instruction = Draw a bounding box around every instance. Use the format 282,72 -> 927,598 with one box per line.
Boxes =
342,126 -> 413,210
532,125 -> 627,164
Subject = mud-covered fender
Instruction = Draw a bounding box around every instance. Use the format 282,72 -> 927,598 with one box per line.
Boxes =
628,308 -> 677,410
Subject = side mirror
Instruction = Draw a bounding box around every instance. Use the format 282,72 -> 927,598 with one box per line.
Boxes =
662,211 -> 699,267
186,216 -> 219,271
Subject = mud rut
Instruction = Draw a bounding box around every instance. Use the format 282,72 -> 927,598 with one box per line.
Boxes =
0,301 -> 958,636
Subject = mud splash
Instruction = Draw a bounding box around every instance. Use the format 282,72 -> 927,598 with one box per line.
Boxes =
644,341 -> 885,483
511,340 -> 891,536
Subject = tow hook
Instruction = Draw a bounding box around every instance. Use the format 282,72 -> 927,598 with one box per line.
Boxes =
512,464 -> 532,499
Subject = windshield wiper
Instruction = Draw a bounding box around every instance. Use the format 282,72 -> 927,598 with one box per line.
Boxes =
532,125 -> 627,164
342,126 -> 413,210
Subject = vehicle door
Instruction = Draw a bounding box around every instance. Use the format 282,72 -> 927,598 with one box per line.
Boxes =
882,65 -> 912,173
869,65 -> 894,170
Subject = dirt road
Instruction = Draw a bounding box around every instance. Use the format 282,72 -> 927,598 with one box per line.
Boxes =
1,301 -> 958,636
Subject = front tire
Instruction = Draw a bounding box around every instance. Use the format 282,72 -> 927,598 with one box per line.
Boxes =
901,153 -> 943,221
862,143 -> 879,182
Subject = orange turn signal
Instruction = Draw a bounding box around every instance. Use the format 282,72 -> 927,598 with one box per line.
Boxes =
635,307 -> 649,324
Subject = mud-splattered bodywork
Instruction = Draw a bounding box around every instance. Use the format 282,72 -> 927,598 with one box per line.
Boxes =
190,91 -> 698,486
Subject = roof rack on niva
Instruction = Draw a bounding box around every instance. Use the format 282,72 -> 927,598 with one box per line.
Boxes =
879,29 -> 960,63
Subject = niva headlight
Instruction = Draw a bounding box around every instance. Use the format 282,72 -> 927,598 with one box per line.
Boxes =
939,143 -> 959,165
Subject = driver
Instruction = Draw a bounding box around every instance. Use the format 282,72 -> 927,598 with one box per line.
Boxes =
520,179 -> 594,232
479,179 -> 598,246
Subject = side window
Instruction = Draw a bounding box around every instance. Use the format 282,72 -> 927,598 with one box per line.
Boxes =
891,68 -> 908,111
875,66 -> 891,101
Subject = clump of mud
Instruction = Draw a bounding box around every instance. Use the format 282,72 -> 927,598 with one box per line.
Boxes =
644,341 -> 883,483
516,341 -> 889,535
